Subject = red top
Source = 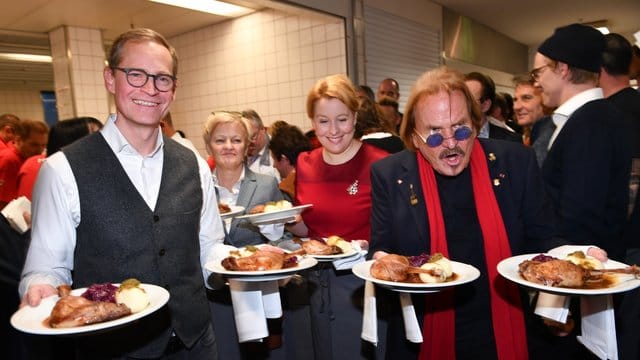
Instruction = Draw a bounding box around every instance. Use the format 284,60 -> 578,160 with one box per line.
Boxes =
0,146 -> 25,203
17,154 -> 45,200
295,143 -> 388,240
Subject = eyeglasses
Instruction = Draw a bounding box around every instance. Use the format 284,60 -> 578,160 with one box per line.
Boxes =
414,126 -> 473,148
529,64 -> 549,81
112,67 -> 176,92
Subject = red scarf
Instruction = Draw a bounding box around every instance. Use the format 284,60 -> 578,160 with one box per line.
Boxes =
417,139 -> 528,360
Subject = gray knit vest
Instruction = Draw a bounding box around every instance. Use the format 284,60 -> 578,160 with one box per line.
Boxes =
63,133 -> 210,352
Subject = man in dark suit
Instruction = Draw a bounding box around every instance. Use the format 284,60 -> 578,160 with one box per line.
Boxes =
465,72 -> 522,143
369,66 -> 573,360
534,24 -> 632,261
599,32 -> 640,360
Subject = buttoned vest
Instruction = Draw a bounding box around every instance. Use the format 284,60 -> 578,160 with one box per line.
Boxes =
64,133 -> 210,351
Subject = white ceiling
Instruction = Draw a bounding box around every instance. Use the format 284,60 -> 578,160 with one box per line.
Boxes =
1,0 -> 639,89
434,0 -> 640,47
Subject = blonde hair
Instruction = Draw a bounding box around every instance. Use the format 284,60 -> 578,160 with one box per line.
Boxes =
401,66 -> 482,151
306,74 -> 359,119
202,111 -> 252,156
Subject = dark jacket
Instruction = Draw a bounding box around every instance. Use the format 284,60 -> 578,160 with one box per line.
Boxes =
370,138 -> 556,256
542,99 -> 631,260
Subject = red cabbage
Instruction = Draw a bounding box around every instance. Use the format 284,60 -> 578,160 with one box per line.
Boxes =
81,283 -> 118,303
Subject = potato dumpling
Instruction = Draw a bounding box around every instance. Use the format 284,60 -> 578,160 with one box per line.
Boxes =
565,251 -> 604,270
335,240 -> 352,253
326,235 -> 344,246
116,279 -> 150,313
429,253 -> 453,278
418,263 -> 448,283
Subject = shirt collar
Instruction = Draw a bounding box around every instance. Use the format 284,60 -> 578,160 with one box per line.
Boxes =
212,166 -> 246,195
554,88 -> 603,120
101,114 -> 164,157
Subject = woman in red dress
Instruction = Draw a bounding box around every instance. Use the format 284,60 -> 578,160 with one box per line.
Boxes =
289,74 -> 389,360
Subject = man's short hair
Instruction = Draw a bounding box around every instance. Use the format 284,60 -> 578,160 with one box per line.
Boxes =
464,72 -> 496,107
602,33 -> 632,76
241,109 -> 264,129
0,113 -> 20,129
108,28 -> 178,77
16,119 -> 49,139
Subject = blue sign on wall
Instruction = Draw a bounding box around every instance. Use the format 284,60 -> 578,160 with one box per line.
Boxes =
41,91 -> 58,126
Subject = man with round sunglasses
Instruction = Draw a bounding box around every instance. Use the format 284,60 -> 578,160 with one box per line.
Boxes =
369,66 -> 562,359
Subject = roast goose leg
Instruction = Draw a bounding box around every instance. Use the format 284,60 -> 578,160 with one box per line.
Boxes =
48,285 -> 131,328
370,254 -> 444,282
291,238 -> 342,255
519,260 -> 640,288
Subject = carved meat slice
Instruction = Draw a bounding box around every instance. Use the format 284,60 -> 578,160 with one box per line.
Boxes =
301,239 -> 342,255
222,250 -> 286,271
48,285 -> 131,328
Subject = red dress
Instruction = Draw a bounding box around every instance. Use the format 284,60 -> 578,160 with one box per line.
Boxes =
295,143 -> 388,240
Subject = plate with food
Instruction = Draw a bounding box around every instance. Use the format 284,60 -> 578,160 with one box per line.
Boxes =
235,201 -> 312,225
205,244 -> 318,281
352,253 -> 480,293
218,204 -> 245,220
497,252 -> 640,295
11,279 -> 169,335
296,236 -> 362,261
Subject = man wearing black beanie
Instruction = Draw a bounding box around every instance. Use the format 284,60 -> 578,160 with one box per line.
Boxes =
534,23 -> 631,260
531,23 -> 632,358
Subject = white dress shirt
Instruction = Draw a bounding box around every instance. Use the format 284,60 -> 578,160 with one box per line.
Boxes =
548,88 -> 603,149
19,114 -> 225,297
247,145 -> 280,181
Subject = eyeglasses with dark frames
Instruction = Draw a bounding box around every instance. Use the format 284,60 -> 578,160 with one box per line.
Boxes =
529,64 -> 549,81
414,126 -> 473,148
112,67 -> 176,92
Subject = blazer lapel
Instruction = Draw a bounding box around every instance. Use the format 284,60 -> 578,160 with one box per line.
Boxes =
397,153 -> 428,242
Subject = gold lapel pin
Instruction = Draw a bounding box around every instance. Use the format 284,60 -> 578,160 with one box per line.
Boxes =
488,153 -> 496,161
409,184 -> 418,205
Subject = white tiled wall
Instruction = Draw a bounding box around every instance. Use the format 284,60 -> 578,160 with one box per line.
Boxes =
169,8 -> 346,155
50,26 -> 109,122
0,89 -> 45,121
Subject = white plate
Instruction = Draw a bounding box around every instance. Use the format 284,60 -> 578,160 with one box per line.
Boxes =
220,205 -> 245,220
11,283 -> 169,335
205,256 -> 318,281
352,260 -> 480,294
235,204 -> 312,225
310,249 -> 362,262
297,238 -> 363,262
497,254 -> 640,295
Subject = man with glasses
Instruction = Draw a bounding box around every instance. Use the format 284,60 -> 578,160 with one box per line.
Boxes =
369,66 -> 558,359
534,23 -> 631,262
242,109 -> 280,180
19,28 -> 224,359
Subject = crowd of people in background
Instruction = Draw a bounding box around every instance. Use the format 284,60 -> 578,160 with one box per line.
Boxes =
2,22 -> 640,360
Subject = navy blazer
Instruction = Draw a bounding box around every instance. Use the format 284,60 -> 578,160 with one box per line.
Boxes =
369,138 -> 556,257
226,167 -> 283,247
